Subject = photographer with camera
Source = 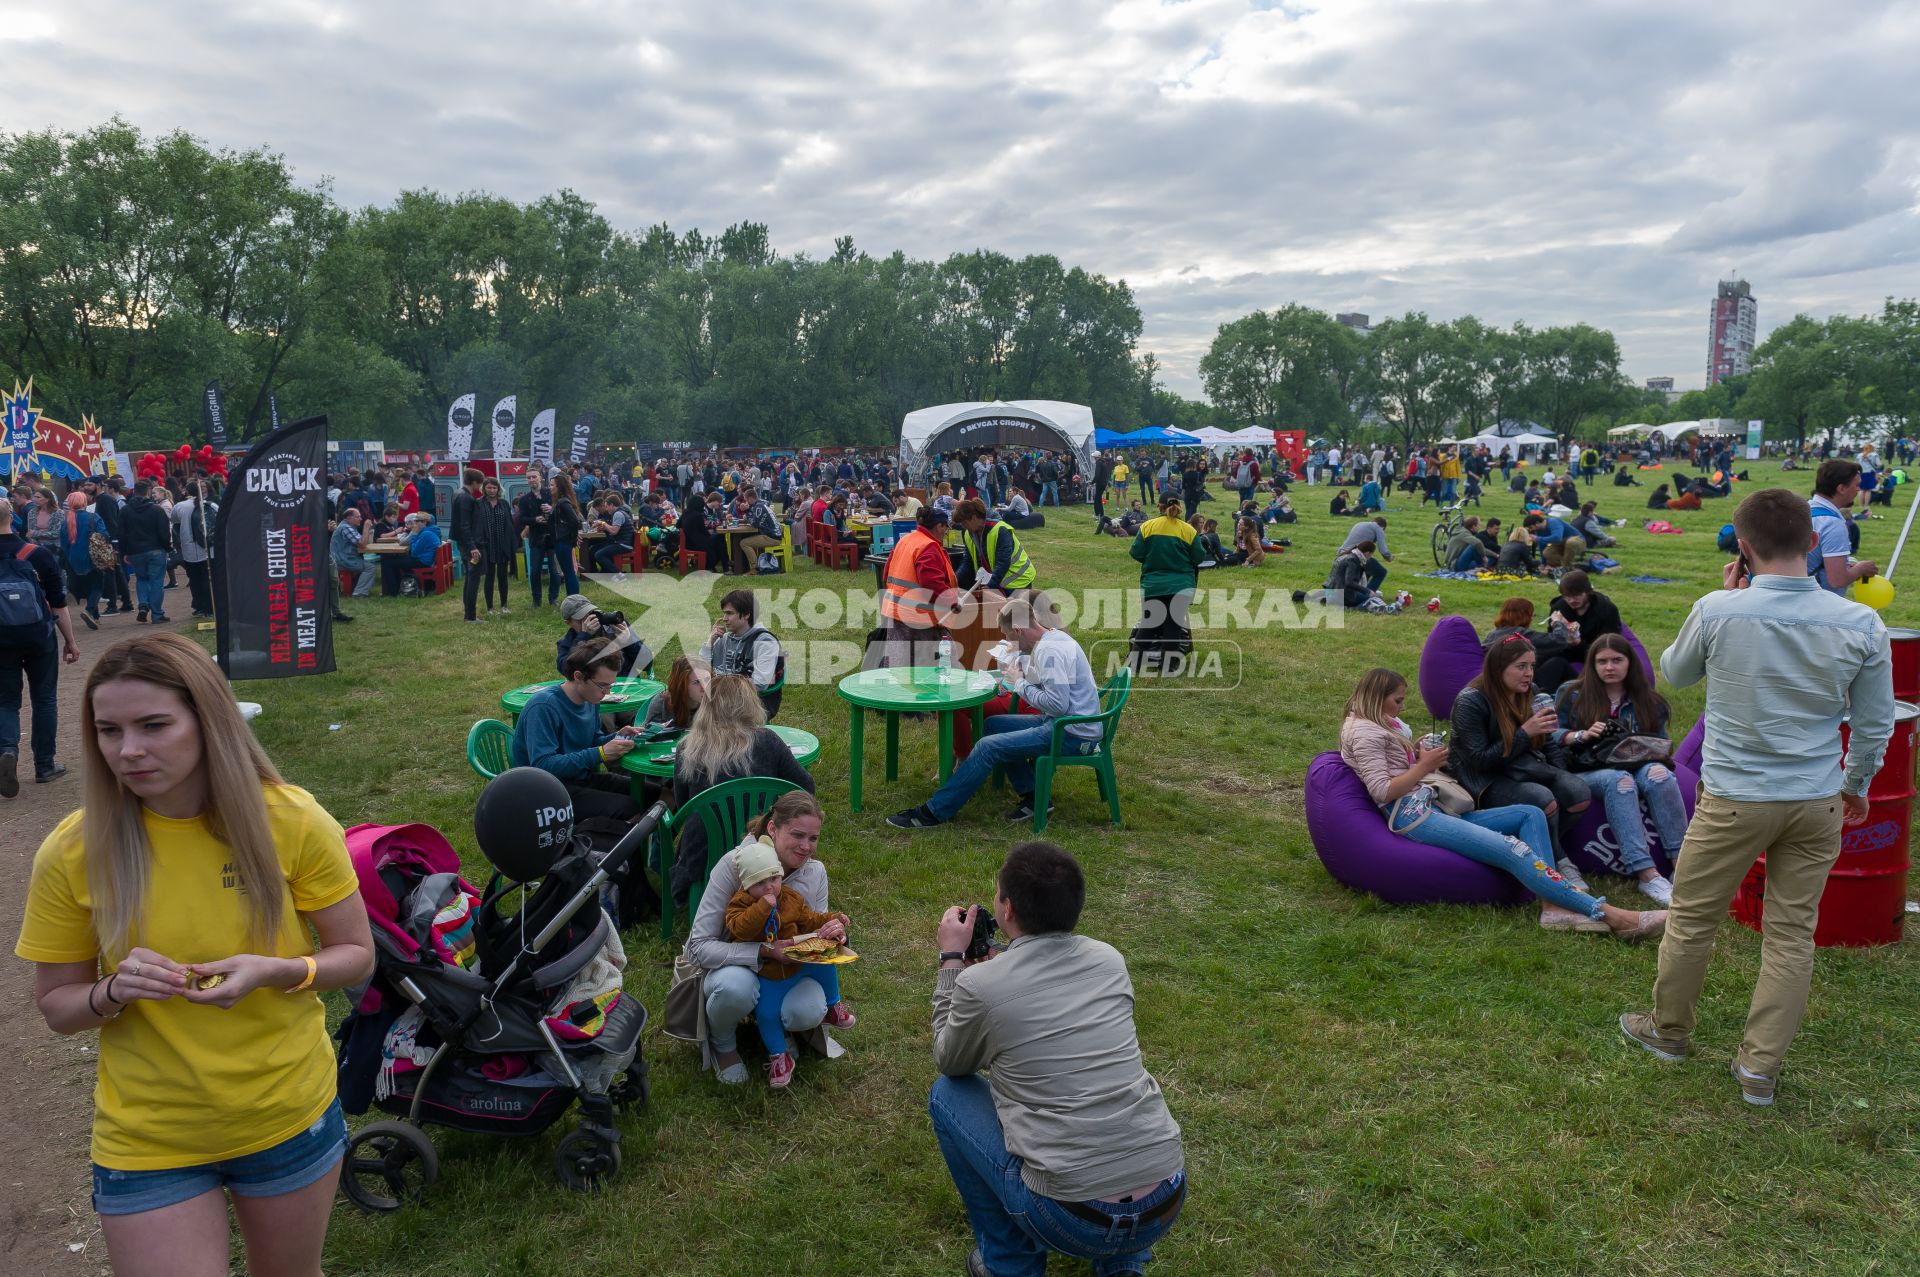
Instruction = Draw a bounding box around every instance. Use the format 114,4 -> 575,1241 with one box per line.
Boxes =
555,594 -> 653,679
930,842 -> 1185,1277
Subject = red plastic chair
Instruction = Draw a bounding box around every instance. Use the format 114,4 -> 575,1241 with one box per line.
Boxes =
676,545 -> 708,575
337,569 -> 357,596
610,544 -> 645,575
412,543 -> 452,595
821,527 -> 859,570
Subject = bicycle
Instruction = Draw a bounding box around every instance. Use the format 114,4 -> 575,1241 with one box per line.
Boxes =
1431,502 -> 1470,568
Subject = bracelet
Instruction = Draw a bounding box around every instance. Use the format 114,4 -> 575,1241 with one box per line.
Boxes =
286,955 -> 317,993
938,950 -> 966,964
89,976 -> 122,1020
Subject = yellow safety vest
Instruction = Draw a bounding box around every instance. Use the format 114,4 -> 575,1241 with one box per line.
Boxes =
964,521 -> 1036,591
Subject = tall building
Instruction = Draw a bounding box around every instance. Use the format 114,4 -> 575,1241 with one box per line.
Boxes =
1707,279 -> 1757,386
1645,376 -> 1674,394
1336,312 -> 1372,336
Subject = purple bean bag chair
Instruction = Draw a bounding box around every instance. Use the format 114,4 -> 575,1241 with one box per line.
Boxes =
1676,716 -> 1704,774
1418,616 -> 1659,721
1417,615 -> 1484,721
1560,756 -> 1698,878
1305,751 -> 1532,906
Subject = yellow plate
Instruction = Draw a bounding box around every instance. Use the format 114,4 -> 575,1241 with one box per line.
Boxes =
789,946 -> 859,966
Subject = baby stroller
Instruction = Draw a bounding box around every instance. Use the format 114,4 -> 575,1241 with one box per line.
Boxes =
334,767 -> 666,1211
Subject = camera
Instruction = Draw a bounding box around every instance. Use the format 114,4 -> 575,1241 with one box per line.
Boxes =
957,903 -> 999,961
593,609 -> 627,631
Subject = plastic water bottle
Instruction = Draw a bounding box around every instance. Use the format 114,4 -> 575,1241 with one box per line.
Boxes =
936,638 -> 954,682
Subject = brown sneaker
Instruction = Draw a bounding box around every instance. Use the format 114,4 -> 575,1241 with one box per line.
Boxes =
1730,1059 -> 1776,1106
1619,1012 -> 1688,1062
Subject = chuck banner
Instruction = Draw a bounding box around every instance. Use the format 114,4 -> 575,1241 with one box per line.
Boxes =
213,414 -> 335,681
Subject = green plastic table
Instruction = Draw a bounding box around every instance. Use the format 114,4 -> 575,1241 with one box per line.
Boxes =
616,724 -> 821,801
499,676 -> 665,722
837,667 -> 999,812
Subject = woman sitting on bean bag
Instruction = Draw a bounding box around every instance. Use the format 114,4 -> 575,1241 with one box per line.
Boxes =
1339,668 -> 1665,938
1450,635 -> 1594,882
1553,634 -> 1687,906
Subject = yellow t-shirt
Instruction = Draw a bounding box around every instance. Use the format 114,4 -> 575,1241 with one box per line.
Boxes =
14,784 -> 358,1170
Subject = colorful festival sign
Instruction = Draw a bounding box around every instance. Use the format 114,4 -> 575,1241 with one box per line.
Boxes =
0,381 -> 93,479
213,415 -> 334,681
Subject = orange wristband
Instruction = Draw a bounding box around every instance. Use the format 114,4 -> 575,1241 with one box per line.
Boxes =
286,954 -> 317,993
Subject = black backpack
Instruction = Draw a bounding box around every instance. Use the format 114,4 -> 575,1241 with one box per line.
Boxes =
0,545 -> 52,643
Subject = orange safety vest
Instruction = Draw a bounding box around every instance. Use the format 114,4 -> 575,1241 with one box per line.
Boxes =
881,527 -> 955,627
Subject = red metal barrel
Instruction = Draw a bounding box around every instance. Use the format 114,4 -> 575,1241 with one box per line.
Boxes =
1890,628 -> 1920,704
1731,701 -> 1914,947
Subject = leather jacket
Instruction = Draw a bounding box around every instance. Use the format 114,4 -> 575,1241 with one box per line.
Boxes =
1447,685 -> 1568,800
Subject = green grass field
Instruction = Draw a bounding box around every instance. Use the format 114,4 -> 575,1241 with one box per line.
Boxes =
243,461 -> 1920,1276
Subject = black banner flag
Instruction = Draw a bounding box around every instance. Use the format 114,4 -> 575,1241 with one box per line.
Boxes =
204,380 -> 227,448
213,415 -> 334,681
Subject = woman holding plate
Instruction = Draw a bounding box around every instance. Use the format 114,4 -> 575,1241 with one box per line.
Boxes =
666,791 -> 851,1087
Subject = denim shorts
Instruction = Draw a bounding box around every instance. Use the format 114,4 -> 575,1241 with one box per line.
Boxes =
91,1099 -> 347,1216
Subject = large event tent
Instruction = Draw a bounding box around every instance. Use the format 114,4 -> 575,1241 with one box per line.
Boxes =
898,400 -> 1097,481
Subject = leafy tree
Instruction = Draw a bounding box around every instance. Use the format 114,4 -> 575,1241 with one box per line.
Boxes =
1198,304 -> 1361,434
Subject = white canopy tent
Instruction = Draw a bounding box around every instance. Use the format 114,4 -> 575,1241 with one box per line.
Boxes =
1652,420 -> 1701,441
1608,423 -> 1654,438
897,400 -> 1096,484
1228,426 -> 1278,445
1181,426 -> 1246,448
1446,430 -> 1558,452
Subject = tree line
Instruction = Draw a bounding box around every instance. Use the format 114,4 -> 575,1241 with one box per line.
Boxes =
0,121 -> 1161,450
6,121 -> 1913,457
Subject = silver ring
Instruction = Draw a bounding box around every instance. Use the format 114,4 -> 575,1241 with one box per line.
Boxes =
130,961 -> 142,977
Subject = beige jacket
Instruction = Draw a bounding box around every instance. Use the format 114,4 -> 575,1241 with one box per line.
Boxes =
1338,715 -> 1415,809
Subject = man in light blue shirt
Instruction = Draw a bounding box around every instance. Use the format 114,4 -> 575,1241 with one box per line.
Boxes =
889,591 -> 1105,831
1621,488 -> 1893,1106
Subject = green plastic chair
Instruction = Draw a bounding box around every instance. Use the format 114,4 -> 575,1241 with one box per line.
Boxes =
650,775 -> 803,939
1029,668 -> 1131,833
466,719 -> 514,780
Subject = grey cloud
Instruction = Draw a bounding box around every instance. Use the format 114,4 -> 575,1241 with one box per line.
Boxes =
9,0 -> 1920,395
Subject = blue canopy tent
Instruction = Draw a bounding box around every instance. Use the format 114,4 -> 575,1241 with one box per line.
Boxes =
1093,426 -> 1203,448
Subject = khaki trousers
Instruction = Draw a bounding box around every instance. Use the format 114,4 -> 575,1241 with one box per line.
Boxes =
1651,789 -> 1843,1077
732,533 -> 776,575
1544,534 -> 1587,567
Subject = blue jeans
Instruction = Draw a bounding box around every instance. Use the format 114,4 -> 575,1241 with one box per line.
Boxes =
702,964 -> 827,1056
1441,479 -> 1458,503
926,716 -> 1097,822
525,541 -> 565,605
1452,546 -> 1485,573
591,539 -> 631,572
1040,481 -> 1059,506
0,632 -> 58,770
92,1099 -> 346,1216
129,549 -> 167,614
753,966 -> 841,1055
929,1074 -> 1183,1277
1393,801 -> 1604,916
1363,558 -> 1388,593
553,544 -> 582,596
1580,764 -> 1688,875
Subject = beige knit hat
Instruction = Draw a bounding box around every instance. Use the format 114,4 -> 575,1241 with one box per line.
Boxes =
734,838 -> 782,889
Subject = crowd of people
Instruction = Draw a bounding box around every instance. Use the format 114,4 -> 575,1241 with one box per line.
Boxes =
5,419 -> 1912,1277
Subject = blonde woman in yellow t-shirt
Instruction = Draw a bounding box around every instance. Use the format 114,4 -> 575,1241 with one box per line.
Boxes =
15,631 -> 373,1277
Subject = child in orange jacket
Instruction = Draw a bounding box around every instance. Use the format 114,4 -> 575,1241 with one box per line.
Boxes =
725,839 -> 855,1087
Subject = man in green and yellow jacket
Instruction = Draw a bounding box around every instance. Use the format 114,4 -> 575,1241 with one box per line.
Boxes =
1128,493 -> 1207,667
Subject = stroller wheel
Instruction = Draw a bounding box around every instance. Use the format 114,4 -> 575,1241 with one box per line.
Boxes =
610,1061 -> 651,1113
554,1128 -> 621,1192
341,1121 -> 439,1213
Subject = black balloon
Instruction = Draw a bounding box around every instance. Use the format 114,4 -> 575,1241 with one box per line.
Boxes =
473,766 -> 575,882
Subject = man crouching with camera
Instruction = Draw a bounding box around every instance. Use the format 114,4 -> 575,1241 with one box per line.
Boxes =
930,842 -> 1185,1277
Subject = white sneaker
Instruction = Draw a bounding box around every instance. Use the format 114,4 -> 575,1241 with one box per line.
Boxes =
498,606 -> 511,615
1640,874 -> 1674,907
613,572 -> 628,582
1556,859 -> 1590,891
486,608 -> 495,617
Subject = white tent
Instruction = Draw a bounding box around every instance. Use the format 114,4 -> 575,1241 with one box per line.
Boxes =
897,400 -> 1096,482
1652,420 -> 1701,441
1608,423 -> 1654,438
1227,426 -> 1277,445
1181,426 -> 1246,447
1449,430 -> 1558,452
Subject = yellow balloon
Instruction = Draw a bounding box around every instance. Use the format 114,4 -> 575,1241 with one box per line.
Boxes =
1853,576 -> 1895,611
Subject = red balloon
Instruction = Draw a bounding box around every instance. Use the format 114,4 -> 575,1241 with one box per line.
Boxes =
173,444 -> 191,461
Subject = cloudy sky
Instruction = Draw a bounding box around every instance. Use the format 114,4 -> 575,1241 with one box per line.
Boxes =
5,0 -> 1918,397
